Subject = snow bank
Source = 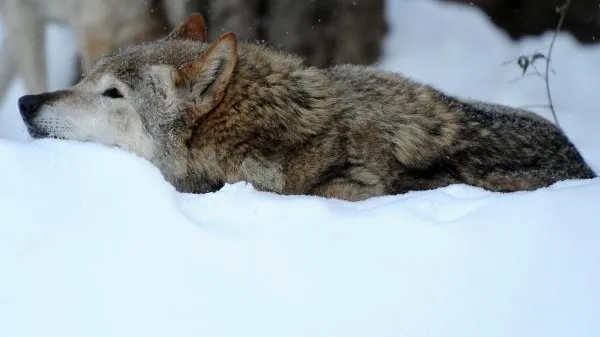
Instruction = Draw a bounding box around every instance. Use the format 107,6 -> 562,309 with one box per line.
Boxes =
1,1 -> 599,336
1,138 -> 599,337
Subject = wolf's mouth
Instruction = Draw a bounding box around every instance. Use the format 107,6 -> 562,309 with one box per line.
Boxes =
25,125 -> 65,140
24,121 -> 48,138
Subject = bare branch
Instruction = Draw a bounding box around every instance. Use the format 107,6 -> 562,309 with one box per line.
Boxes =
544,0 -> 572,127
500,0 -> 572,128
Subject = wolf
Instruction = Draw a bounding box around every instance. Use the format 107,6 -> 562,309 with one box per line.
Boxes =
17,13 -> 596,201
0,0 -> 193,107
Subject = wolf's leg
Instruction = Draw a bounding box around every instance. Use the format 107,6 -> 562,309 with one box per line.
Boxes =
70,54 -> 84,86
78,30 -> 112,71
391,165 -> 460,193
4,0 -> 47,94
455,167 -> 559,192
309,178 -> 387,201
454,157 -> 596,192
0,36 -> 16,104
77,6 -> 169,72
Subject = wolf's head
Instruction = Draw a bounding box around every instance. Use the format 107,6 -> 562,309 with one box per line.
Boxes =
19,13 -> 237,164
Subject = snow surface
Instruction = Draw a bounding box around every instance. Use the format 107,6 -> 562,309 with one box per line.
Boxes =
1,1 -> 599,337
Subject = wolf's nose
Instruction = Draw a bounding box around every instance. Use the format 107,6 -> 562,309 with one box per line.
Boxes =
18,94 -> 44,119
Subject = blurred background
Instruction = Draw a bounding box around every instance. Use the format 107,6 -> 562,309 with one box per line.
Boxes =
1,0 -> 600,154
184,0 -> 600,65
3,0 -> 600,75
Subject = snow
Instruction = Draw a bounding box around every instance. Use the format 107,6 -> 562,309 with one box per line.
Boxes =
1,1 -> 599,337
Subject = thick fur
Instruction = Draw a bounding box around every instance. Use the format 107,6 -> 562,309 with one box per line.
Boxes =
0,0 -> 192,106
18,14 -> 596,201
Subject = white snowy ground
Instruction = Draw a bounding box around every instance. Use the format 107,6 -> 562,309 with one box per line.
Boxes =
1,1 -> 599,336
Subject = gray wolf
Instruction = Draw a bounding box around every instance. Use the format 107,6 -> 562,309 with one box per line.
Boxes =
17,13 -> 597,201
0,0 -> 191,107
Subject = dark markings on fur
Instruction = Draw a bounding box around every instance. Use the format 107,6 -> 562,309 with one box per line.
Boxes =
392,161 -> 460,194
307,161 -> 353,194
428,123 -> 443,137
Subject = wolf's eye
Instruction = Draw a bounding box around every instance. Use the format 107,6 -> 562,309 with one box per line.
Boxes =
102,88 -> 123,99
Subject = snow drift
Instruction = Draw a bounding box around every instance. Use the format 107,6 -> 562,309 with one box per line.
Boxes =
1,1 -> 599,336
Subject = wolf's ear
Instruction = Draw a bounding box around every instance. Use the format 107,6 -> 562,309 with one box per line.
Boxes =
175,33 -> 238,113
167,13 -> 207,42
